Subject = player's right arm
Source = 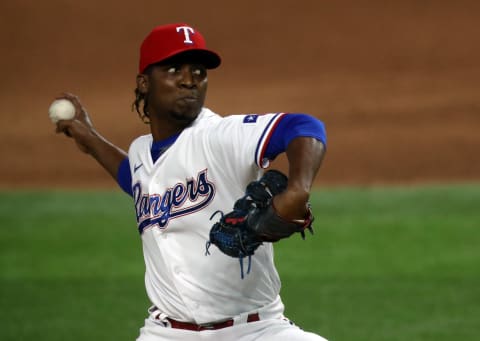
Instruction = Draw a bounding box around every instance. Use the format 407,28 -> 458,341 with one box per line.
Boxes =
55,93 -> 128,183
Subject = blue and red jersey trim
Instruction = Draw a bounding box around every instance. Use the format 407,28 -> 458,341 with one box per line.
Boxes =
254,113 -> 286,168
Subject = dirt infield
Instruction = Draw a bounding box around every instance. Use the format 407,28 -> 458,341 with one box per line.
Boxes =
0,1 -> 479,188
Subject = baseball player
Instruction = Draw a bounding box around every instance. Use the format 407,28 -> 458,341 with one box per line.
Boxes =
56,23 -> 328,341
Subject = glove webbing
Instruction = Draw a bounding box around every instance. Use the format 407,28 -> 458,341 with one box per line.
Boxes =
205,210 -> 253,279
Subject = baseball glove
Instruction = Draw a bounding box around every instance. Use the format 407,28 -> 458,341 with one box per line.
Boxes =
205,170 -> 314,278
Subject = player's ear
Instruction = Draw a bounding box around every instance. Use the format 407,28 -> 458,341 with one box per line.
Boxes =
136,74 -> 149,94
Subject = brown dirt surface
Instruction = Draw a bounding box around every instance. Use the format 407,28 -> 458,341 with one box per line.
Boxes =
1,0 -> 479,189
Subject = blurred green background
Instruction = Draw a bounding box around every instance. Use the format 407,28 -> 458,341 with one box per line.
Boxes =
1,187 -> 479,340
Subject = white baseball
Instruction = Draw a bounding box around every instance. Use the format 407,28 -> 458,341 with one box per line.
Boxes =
48,99 -> 76,123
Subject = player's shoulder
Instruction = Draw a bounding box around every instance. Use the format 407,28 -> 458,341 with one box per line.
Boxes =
188,107 -> 222,130
217,112 -> 285,127
129,134 -> 153,154
193,108 -> 284,128
131,134 -> 152,145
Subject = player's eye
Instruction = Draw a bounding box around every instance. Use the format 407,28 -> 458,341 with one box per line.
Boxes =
192,66 -> 206,77
167,66 -> 179,74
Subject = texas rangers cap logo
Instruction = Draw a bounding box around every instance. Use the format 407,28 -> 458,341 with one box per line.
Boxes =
176,26 -> 195,44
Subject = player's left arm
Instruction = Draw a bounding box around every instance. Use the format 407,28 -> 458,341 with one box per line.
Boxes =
206,114 -> 326,260
273,136 -> 325,220
266,114 -> 327,221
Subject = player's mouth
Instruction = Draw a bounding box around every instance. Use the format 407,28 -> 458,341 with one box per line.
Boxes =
178,95 -> 199,103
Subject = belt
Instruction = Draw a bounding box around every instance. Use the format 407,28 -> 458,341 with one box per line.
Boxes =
155,312 -> 260,331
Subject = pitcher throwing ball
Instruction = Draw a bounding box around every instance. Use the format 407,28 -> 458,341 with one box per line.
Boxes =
55,23 -> 328,341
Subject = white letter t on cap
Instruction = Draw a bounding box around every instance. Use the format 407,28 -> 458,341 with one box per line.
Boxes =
176,26 -> 194,44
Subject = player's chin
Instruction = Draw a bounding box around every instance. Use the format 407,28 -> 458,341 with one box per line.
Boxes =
170,105 -> 202,124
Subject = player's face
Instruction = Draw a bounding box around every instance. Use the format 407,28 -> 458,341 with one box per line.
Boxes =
145,59 -> 208,125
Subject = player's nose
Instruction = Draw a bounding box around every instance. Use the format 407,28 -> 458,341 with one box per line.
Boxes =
179,65 -> 196,88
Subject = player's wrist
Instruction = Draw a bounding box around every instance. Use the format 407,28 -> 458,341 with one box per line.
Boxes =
272,189 -> 309,221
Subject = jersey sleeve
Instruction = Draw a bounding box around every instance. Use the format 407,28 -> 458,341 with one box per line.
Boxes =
117,157 -> 133,197
207,112 -> 326,171
264,113 -> 327,160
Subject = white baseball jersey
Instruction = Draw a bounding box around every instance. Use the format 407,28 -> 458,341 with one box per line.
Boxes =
128,108 -> 287,324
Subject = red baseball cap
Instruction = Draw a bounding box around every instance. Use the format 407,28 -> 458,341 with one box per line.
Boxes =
139,23 -> 221,73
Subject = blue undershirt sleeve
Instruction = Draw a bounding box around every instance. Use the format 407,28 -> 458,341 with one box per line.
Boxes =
117,157 -> 133,197
264,113 -> 327,160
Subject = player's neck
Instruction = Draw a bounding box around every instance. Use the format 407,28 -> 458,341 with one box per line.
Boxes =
149,116 -> 188,142
149,109 -> 200,141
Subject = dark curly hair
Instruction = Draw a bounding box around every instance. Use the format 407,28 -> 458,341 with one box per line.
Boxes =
132,65 -> 153,124
132,87 -> 150,124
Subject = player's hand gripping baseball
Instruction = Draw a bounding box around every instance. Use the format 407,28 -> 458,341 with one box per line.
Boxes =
54,93 -> 96,154
54,92 -> 127,180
